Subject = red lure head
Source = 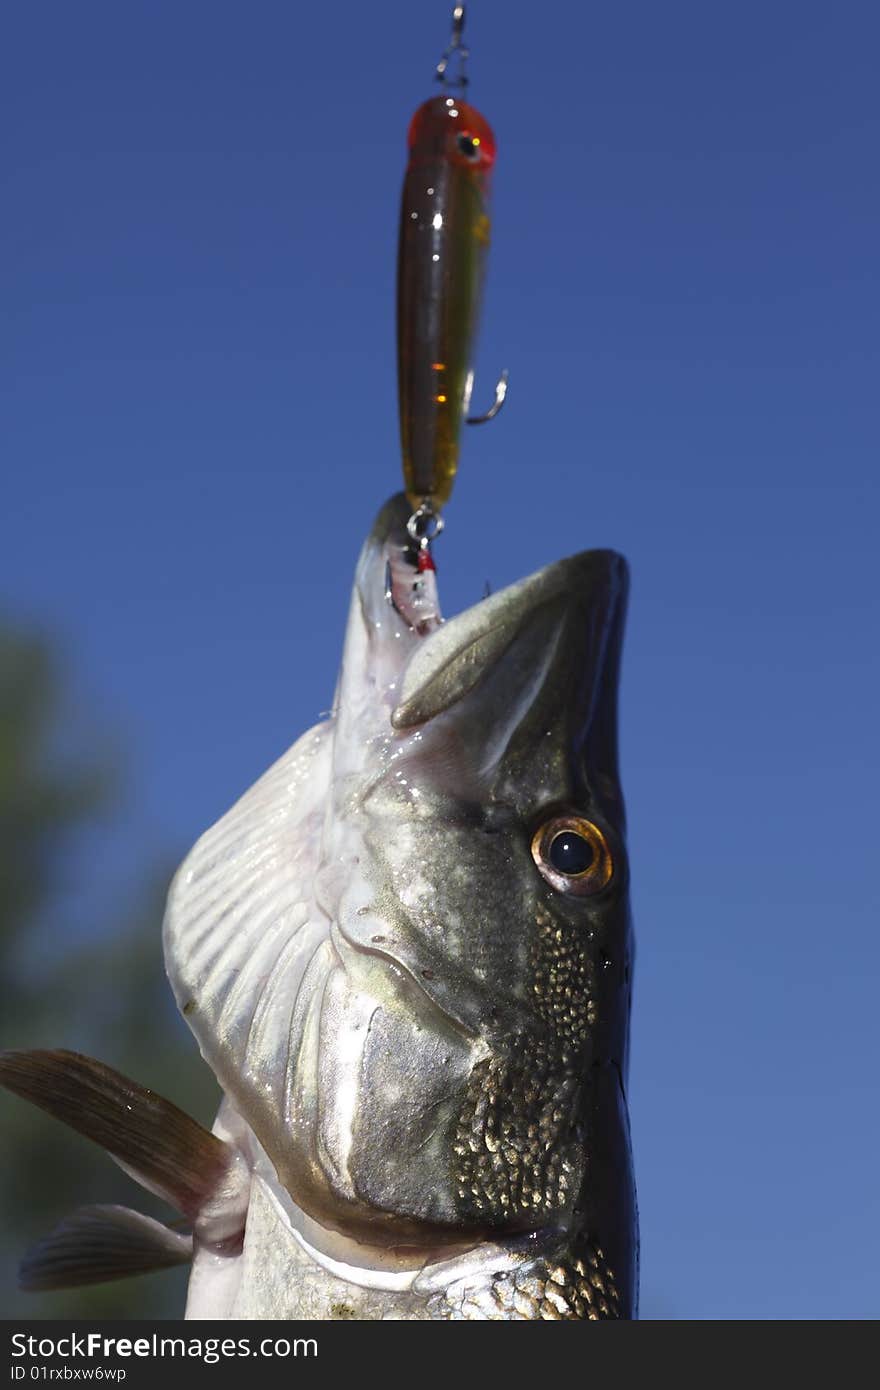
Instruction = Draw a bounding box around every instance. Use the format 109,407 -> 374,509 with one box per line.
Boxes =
406,94 -> 496,173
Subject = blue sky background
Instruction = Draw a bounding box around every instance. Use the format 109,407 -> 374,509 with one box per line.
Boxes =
3,1 -> 878,1318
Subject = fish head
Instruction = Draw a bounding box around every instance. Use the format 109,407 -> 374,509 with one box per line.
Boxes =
164,495 -> 634,1293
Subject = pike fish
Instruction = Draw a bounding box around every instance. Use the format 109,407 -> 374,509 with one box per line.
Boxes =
0,493 -> 637,1319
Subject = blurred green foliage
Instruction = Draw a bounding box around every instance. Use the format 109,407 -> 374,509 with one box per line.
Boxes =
0,624 -> 219,1318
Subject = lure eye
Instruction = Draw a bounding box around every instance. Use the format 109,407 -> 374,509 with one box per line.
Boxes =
530,816 -> 614,896
456,132 -> 482,162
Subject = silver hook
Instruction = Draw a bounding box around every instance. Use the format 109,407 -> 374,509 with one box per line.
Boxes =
466,368 -> 509,425
436,5 -> 468,91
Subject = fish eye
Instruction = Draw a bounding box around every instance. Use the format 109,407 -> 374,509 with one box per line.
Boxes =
456,132 -> 482,162
530,815 -> 614,896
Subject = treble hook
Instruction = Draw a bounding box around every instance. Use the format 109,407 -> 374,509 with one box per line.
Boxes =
435,4 -> 469,91
466,368 -> 509,425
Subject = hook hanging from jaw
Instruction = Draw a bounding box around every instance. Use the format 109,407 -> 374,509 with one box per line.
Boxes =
466,368 -> 509,425
436,5 -> 469,92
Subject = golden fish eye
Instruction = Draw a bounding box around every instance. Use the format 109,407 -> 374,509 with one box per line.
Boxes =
530,815 -> 613,896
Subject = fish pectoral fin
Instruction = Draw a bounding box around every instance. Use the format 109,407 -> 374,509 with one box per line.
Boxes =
19,1205 -> 193,1291
0,1049 -> 233,1220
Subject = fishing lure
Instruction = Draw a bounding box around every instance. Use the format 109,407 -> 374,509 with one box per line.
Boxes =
391,5 -> 507,633
397,4 -> 506,520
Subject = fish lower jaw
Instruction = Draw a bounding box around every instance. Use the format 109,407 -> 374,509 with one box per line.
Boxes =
255,1169 -> 567,1296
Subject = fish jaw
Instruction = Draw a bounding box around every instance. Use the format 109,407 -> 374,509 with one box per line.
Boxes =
164,493 -> 636,1308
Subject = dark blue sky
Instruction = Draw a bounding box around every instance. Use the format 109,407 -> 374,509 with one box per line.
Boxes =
4,1 -> 879,1318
